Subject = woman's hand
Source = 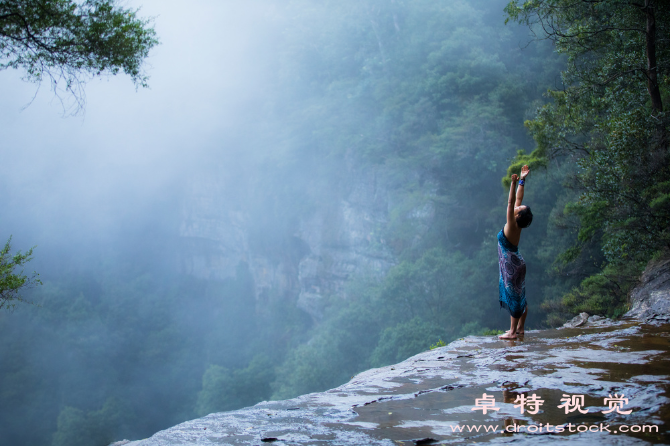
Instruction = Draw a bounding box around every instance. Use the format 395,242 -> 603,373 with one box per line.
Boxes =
511,174 -> 519,183
520,165 -> 530,180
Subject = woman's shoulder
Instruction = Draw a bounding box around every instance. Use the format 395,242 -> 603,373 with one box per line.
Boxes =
501,224 -> 520,251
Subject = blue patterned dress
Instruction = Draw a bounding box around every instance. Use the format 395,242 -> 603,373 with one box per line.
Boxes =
497,229 -> 527,318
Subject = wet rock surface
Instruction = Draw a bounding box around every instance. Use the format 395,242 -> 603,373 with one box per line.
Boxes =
125,322 -> 670,445
562,313 -> 590,328
561,314 -> 621,329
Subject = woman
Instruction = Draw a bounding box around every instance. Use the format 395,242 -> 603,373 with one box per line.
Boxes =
498,165 -> 532,340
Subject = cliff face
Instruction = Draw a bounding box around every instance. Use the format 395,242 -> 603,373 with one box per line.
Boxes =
118,318 -> 669,446
625,256 -> 670,323
176,163 -> 396,320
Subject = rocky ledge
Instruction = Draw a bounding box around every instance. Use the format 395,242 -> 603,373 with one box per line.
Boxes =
626,256 -> 670,323
117,319 -> 669,446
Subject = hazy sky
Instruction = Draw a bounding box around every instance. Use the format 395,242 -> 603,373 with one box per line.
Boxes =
0,0 -> 278,252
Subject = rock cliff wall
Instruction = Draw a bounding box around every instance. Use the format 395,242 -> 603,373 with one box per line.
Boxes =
176,163 -> 396,320
625,255 -> 670,323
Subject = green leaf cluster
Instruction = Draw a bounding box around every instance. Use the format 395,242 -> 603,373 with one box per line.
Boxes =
0,237 -> 40,310
0,0 -> 159,111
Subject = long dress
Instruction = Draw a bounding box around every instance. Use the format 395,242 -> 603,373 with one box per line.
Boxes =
497,229 -> 527,318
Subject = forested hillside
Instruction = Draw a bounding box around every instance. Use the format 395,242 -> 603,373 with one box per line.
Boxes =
1,1 -> 666,445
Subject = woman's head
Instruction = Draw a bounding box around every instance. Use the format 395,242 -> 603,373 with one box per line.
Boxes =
515,205 -> 533,228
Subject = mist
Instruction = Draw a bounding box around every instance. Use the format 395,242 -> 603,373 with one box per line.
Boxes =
1,0 -> 279,251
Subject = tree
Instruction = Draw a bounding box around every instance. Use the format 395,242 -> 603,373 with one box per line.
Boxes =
1,0 -> 159,113
1,1 -> 158,307
0,237 -> 41,310
505,0 -> 670,317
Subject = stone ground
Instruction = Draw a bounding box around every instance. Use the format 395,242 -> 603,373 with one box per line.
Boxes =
115,319 -> 670,446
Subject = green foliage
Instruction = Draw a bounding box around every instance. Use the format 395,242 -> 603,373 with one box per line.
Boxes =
52,398 -> 131,446
502,148 -> 547,188
0,237 -> 41,310
271,302 -> 382,400
52,406 -> 99,446
481,329 -> 505,335
542,262 -> 641,322
0,261 -> 269,445
458,321 -> 485,337
379,249 -> 482,324
195,355 -> 274,417
429,339 -> 447,350
370,317 -> 448,365
505,0 -> 670,322
0,0 -> 159,111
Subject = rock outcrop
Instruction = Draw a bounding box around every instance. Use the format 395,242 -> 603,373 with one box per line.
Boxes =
561,313 -> 618,329
120,321 -> 669,445
625,256 -> 670,323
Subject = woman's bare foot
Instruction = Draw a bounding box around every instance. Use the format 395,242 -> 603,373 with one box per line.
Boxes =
498,330 -> 517,340
516,330 -> 525,336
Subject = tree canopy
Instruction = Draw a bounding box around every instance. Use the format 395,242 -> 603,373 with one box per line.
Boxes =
505,0 -> 670,319
0,0 -> 159,111
0,0 -> 158,309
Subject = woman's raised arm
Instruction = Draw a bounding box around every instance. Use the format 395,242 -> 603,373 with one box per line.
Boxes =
507,174 -> 518,229
515,165 -> 529,207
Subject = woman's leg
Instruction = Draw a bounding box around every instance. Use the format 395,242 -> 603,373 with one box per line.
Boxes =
499,316 -> 519,339
516,306 -> 528,335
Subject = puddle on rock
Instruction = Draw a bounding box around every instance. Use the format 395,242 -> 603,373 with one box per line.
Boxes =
352,323 -> 670,444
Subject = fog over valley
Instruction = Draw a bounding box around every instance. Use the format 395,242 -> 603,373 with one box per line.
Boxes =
1,0 -> 667,445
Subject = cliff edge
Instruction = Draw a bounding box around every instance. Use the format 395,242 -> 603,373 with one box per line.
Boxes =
116,319 -> 669,445
112,259 -> 670,446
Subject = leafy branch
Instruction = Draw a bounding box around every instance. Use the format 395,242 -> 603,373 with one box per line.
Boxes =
0,237 -> 41,310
